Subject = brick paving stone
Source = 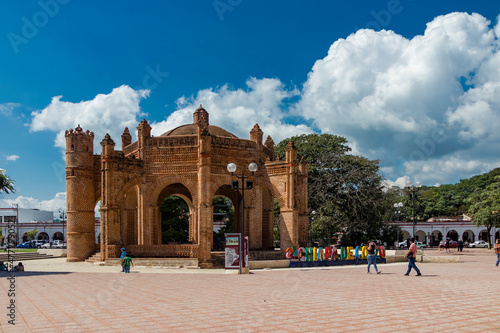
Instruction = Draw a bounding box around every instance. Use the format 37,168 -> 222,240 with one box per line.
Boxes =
1,248 -> 499,332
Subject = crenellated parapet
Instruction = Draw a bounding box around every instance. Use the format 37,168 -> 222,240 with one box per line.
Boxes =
66,106 -> 308,264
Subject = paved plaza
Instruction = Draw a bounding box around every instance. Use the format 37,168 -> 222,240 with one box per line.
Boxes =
0,248 -> 498,332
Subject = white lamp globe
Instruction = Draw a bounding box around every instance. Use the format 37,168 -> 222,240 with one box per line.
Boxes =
227,163 -> 237,173
248,162 -> 258,172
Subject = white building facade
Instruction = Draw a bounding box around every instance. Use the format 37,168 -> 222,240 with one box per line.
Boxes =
0,207 -> 100,246
388,215 -> 499,245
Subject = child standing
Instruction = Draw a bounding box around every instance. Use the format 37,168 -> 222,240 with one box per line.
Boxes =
122,254 -> 133,273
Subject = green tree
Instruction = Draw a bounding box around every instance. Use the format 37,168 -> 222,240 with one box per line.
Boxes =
160,196 -> 189,243
0,172 -> 15,194
26,229 -> 38,241
467,176 -> 500,248
276,134 -> 385,246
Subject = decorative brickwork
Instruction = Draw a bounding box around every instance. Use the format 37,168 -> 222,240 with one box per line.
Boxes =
66,106 -> 308,266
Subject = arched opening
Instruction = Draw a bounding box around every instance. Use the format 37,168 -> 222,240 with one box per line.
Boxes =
447,230 -> 459,241
462,230 -> 474,243
157,182 -> 193,245
160,195 -> 190,244
212,196 -> 235,250
38,232 -> 49,241
402,230 -> 411,240
214,184 -> 241,234
53,232 -> 63,241
94,199 -> 101,245
272,195 -> 281,250
123,188 -> 138,245
415,230 -> 426,243
479,230 -> 489,241
258,188 -> 276,250
431,230 -> 442,246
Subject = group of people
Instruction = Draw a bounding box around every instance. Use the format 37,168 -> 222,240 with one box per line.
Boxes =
118,238 -> 500,274
367,238 -> 421,276
0,261 -> 24,272
438,239 -> 464,252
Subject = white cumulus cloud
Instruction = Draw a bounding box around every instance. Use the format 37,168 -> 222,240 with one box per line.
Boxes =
151,77 -> 313,143
5,155 -> 20,161
295,12 -> 500,185
0,192 -> 67,216
30,85 -> 150,152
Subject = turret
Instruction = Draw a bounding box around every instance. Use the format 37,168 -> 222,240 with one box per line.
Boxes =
250,124 -> 263,148
136,119 -> 151,159
264,135 -> 274,160
193,104 -> 209,125
101,133 -> 116,158
285,141 -> 297,163
121,127 -> 132,148
65,125 -> 96,262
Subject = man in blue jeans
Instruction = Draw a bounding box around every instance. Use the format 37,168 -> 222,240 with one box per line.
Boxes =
404,238 -> 422,276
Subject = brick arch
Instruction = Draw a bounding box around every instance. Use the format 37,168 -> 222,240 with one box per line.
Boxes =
261,180 -> 285,209
209,174 -> 236,198
147,175 -> 198,205
118,177 -> 143,205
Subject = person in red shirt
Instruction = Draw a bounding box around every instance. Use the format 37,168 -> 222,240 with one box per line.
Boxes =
404,238 -> 421,276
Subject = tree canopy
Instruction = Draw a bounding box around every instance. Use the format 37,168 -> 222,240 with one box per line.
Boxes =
275,133 -> 385,246
466,176 -> 500,247
0,172 -> 15,194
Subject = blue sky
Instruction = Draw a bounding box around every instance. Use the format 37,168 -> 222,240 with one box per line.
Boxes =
1,1 -> 500,213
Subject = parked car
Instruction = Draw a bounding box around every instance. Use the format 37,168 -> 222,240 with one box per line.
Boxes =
398,240 -> 408,248
415,241 -> 426,248
16,241 -> 32,249
32,240 -> 47,248
448,240 -> 458,248
54,240 -> 66,249
41,240 -> 66,249
468,240 -> 488,248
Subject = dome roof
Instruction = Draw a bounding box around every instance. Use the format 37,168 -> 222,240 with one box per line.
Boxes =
160,124 -> 237,138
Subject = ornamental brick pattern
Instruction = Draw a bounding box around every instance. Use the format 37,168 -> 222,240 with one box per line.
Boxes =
65,106 -> 308,267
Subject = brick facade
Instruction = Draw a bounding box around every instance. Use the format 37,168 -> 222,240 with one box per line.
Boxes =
65,106 -> 308,267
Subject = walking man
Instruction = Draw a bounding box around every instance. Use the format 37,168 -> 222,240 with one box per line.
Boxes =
404,238 -> 421,276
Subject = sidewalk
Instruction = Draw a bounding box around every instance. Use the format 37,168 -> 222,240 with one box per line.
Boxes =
0,248 -> 498,332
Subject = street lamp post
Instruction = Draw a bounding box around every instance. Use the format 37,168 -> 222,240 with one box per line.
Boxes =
59,209 -> 66,241
227,162 -> 258,274
405,180 -> 422,239
394,202 -> 403,244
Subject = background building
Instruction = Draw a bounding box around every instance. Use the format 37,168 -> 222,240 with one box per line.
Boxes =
0,207 -> 100,246
388,214 -> 499,246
